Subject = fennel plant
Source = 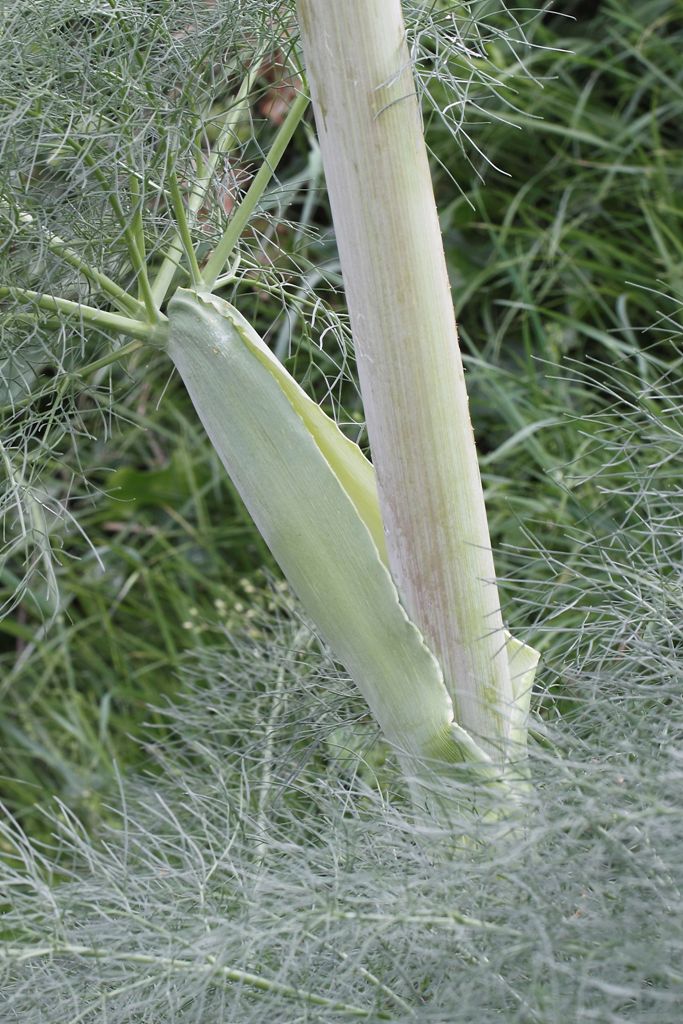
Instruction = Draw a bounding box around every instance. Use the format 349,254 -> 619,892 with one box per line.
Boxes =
2,2 -> 683,1021
1,0 -> 538,794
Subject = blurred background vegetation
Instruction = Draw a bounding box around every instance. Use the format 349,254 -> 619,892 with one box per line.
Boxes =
1,0 -> 681,839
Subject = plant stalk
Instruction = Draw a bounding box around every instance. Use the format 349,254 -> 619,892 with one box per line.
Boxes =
151,66 -> 259,306
296,0 -> 514,758
202,90 -> 310,290
0,287 -> 162,341
2,206 -> 145,318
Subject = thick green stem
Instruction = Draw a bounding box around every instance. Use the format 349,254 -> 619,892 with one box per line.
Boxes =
297,0 -> 514,758
0,286 -> 163,342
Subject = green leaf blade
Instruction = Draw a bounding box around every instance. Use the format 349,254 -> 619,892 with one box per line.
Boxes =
167,289 -> 460,765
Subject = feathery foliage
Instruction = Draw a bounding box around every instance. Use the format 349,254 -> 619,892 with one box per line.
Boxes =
2,358 -> 682,1017
1,0 -> 683,1017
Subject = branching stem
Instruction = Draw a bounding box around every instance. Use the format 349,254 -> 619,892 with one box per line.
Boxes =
128,171 -> 148,276
0,339 -> 147,418
151,66 -> 259,306
0,287 -> 164,342
202,90 -> 310,290
79,339 -> 146,376
81,154 -> 159,321
166,171 -> 203,288
1,206 -> 144,318
0,944 -> 379,1017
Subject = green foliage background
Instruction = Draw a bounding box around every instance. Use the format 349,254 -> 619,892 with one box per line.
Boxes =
1,0 -> 682,1019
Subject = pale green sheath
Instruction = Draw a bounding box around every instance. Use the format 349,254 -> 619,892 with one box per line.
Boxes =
167,289 -> 538,775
